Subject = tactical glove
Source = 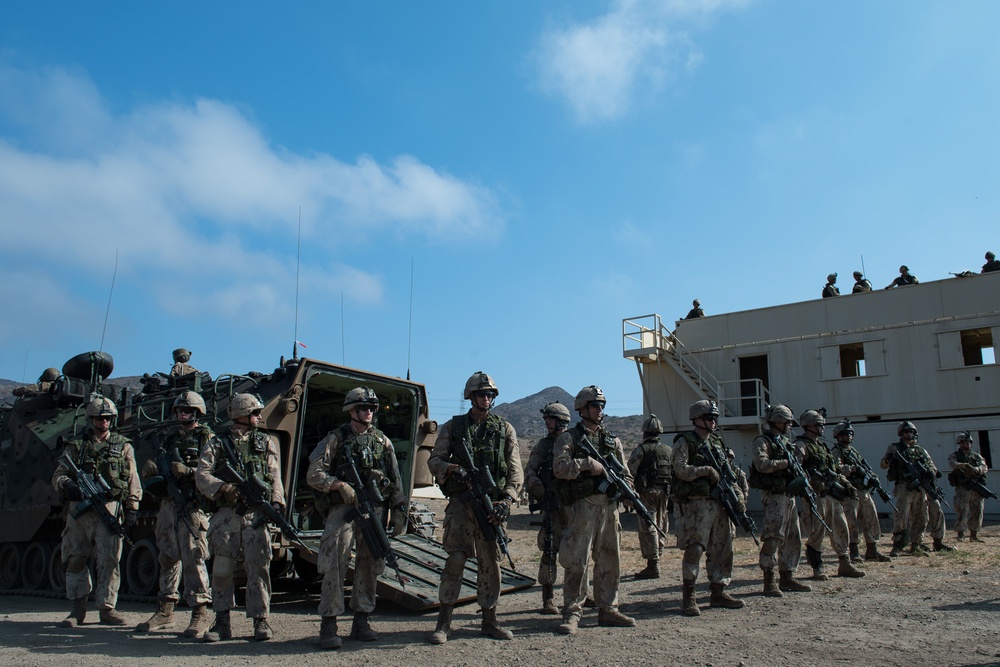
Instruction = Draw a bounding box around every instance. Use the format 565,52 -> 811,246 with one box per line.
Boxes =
170,461 -> 190,477
582,457 -> 606,477
123,509 -> 139,530
704,467 -> 721,486
773,459 -> 790,471
337,483 -> 357,505
389,506 -> 407,536
219,483 -> 240,504
271,501 -> 285,515
492,499 -> 511,523
62,480 -> 83,501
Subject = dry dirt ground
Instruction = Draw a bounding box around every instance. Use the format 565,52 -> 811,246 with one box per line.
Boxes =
3,499 -> 999,667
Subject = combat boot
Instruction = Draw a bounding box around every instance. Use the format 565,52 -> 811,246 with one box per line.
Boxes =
864,542 -> 892,562
970,531 -> 985,543
597,607 -> 636,627
709,583 -> 744,609
350,612 -> 378,641
540,585 -> 559,615
202,610 -> 231,643
99,608 -> 127,626
480,607 -> 513,640
762,568 -> 782,597
61,597 -> 88,628
837,556 -> 866,578
136,599 -> 175,633
909,541 -> 930,557
778,570 -> 811,593
849,542 -> 862,564
183,604 -> 212,638
319,616 -> 341,649
253,617 -> 273,641
805,546 -> 828,581
681,580 -> 700,617
557,612 -> 580,635
889,532 -> 908,557
932,538 -> 955,552
428,604 -> 453,644
956,531 -> 965,542
634,559 -> 660,579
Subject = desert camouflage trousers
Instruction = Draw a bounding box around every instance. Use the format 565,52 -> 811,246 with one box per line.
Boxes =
535,505 -> 568,586
757,492 -> 801,572
62,508 -> 123,609
636,486 -> 669,561
207,507 -> 273,617
842,489 -> 881,544
317,503 -> 386,617
677,498 -> 733,585
559,496 -> 621,616
891,483 -> 945,543
953,487 -> 985,533
153,500 -> 211,606
800,494 -> 850,557
438,497 -> 502,610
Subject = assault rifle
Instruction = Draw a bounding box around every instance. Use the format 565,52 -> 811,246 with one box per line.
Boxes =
215,437 -> 314,554
155,446 -> 198,539
337,445 -> 406,587
577,435 -> 668,540
60,453 -> 132,546
780,440 -> 832,532
453,437 -> 516,570
537,469 -> 559,582
805,466 -> 853,502
698,443 -> 760,546
969,479 -> 999,501
891,445 -> 952,509
840,447 -> 896,511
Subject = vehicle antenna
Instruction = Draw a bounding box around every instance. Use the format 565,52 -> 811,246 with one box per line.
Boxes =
407,257 -> 414,381
99,250 -> 118,357
21,349 -> 29,383
293,207 -> 302,361
341,290 -> 346,366
861,254 -> 867,279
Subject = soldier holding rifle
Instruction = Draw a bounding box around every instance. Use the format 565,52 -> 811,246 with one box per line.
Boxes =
626,414 -> 672,580
948,431 -> 991,543
830,419 -> 892,563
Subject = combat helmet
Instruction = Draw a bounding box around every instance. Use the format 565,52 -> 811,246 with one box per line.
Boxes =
172,348 -> 192,363
798,409 -> 826,428
343,386 -> 379,412
897,420 -> 917,437
574,385 -> 606,411
827,273 -> 837,282
86,396 -> 118,418
956,430 -> 973,444
832,419 -> 854,438
540,402 -> 571,424
173,390 -> 206,416
40,368 -> 60,382
642,414 -> 664,436
689,399 -> 720,420
764,404 -> 795,424
229,393 -> 264,419
464,371 -> 499,400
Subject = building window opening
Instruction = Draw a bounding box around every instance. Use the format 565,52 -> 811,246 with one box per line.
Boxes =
840,343 -> 865,378
960,328 -> 994,366
980,430 -> 993,469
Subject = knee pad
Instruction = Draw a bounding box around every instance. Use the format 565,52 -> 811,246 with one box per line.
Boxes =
212,556 -> 236,579
683,544 -> 705,565
66,556 -> 89,574
443,553 -> 466,578
761,538 -> 781,557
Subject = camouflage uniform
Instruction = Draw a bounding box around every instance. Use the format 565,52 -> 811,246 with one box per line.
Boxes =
524,435 -> 568,592
307,423 -> 404,618
796,434 -> 857,578
751,432 -> 804,579
832,442 -> 882,555
882,440 -> 946,553
553,422 -> 631,625
948,446 -> 989,539
52,429 -> 141,612
626,436 -> 672,564
195,427 -> 283,619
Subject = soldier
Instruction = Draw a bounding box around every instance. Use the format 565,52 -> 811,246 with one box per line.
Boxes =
947,431 -> 989,542
795,409 -> 865,580
830,419 -> 892,563
196,393 -> 285,642
427,372 -> 522,644
884,265 -> 919,289
851,271 -> 873,293
673,400 -> 744,616
12,367 -> 60,397
307,387 -> 407,649
684,299 -> 705,319
822,273 -> 840,298
881,421 -> 954,556
52,397 -> 141,627
627,414 -> 672,580
552,385 -> 635,634
136,391 -> 214,636
170,348 -> 198,378
523,401 -> 572,614
982,251 -> 1000,273
750,404 -> 810,597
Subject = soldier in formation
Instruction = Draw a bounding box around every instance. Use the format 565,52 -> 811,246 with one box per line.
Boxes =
427,372 -> 522,644
948,431 -> 989,542
626,414 -> 672,580
196,393 -> 285,641
523,401 -> 572,614
52,397 -> 141,627
672,400 -> 744,616
136,391 -> 214,637
750,404 -> 811,597
307,387 -> 407,648
552,385 -> 636,635
795,409 -> 865,580
830,419 -> 892,563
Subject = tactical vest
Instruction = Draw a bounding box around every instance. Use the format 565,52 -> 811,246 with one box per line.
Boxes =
635,437 -> 672,493
886,442 -> 929,483
947,449 -> 987,488
73,432 -> 132,501
798,437 -> 836,474
832,444 -> 867,490
534,435 -> 557,489
748,433 -> 792,494
554,423 -> 618,505
670,431 -> 719,502
161,425 -> 213,502
441,412 -> 509,500
315,424 -> 396,515
210,429 -> 273,509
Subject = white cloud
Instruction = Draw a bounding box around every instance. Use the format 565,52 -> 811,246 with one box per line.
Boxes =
534,0 -> 748,124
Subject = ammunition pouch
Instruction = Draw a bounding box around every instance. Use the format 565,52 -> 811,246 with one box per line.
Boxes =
672,477 -> 711,502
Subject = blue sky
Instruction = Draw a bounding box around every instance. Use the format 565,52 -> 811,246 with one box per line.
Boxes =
1,1 -> 998,418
